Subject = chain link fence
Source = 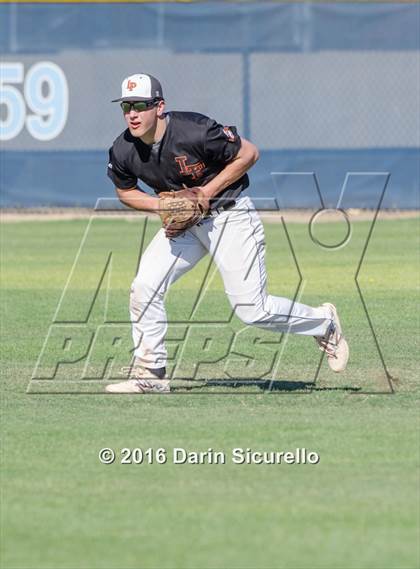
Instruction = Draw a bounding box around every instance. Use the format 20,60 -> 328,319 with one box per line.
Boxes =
1,2 -> 419,207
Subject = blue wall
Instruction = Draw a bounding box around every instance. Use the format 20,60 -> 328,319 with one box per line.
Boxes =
1,3 -> 419,208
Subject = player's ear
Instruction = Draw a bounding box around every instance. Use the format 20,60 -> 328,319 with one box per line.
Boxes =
156,99 -> 165,117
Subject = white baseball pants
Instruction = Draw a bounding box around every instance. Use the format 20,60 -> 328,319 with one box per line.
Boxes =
130,196 -> 332,369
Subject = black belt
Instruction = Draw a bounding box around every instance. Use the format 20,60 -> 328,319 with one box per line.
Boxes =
204,200 -> 236,218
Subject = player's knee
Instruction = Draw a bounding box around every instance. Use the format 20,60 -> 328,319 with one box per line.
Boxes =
130,276 -> 162,303
233,303 -> 265,326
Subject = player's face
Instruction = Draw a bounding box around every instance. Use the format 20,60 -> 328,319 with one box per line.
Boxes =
123,100 -> 164,141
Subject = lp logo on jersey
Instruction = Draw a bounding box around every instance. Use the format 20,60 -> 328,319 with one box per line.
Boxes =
175,155 -> 205,181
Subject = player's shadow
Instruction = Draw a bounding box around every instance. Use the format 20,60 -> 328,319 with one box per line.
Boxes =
174,379 -> 361,393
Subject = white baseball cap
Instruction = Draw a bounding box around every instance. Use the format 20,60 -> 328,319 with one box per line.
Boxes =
112,73 -> 164,102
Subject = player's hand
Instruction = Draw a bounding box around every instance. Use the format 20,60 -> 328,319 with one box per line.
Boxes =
194,186 -> 211,213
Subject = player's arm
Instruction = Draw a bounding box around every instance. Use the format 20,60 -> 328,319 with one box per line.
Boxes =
200,137 -> 259,200
108,146 -> 160,211
115,187 -> 160,212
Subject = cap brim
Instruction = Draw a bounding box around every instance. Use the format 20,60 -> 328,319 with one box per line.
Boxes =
111,96 -> 158,103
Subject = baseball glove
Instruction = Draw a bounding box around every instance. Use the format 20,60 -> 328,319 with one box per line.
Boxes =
158,187 -> 209,238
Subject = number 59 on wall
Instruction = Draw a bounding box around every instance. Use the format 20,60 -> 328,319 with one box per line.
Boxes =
0,62 -> 68,142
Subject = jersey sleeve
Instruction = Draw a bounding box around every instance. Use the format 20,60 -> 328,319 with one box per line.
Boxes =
107,146 -> 138,189
203,119 -> 242,164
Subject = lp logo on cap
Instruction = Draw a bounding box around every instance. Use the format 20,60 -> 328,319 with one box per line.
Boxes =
126,80 -> 137,91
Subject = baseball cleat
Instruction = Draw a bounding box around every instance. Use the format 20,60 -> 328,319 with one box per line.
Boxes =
105,365 -> 170,393
315,303 -> 349,373
105,378 -> 170,394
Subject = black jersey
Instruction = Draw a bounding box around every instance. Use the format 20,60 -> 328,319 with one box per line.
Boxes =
107,111 -> 249,209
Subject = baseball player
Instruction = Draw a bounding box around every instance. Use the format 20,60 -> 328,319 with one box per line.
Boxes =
105,73 -> 349,394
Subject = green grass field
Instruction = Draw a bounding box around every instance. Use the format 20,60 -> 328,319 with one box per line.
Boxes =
1,215 -> 419,569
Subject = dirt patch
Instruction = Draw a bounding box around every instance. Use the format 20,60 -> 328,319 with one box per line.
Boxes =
260,209 -> 420,224
1,207 -> 419,224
